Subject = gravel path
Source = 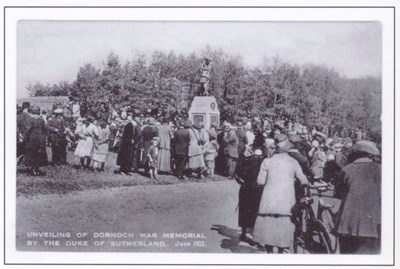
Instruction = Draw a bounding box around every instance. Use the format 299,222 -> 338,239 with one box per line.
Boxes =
16,180 -> 262,253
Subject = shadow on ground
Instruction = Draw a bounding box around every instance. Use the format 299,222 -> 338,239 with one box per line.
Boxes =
210,224 -> 264,253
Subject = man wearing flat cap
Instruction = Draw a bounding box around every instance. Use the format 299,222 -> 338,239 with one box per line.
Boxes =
333,140 -> 381,254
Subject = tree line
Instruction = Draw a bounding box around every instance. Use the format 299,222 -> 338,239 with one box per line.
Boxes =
26,47 -> 381,134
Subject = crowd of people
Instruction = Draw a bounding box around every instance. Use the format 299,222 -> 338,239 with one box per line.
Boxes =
17,98 -> 381,254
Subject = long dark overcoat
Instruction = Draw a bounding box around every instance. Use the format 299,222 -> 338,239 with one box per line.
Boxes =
24,116 -> 52,167
236,155 -> 264,228
334,158 -> 381,238
116,122 -> 134,169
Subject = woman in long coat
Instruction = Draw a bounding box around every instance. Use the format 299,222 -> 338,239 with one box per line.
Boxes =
116,119 -> 136,174
93,120 -> 110,172
253,135 -> 308,253
334,140 -> 381,254
157,119 -> 173,173
235,148 -> 264,241
141,118 -> 158,172
187,121 -> 205,177
24,106 -> 57,175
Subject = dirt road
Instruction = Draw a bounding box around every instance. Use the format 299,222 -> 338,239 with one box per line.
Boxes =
16,180 -> 262,253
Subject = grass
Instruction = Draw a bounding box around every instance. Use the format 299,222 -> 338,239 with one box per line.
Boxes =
17,147 -> 228,197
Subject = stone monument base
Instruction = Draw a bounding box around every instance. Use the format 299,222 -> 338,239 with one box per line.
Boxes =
188,96 -> 220,130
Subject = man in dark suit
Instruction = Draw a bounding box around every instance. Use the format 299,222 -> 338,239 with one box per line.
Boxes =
222,123 -> 239,179
173,121 -> 190,179
17,102 -> 31,157
235,121 -> 248,171
132,117 -> 142,173
47,108 -> 67,165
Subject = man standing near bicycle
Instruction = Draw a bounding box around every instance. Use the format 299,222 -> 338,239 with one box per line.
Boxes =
334,140 -> 381,254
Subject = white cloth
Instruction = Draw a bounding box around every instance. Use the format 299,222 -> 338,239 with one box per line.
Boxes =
246,130 -> 255,146
74,123 -> 99,157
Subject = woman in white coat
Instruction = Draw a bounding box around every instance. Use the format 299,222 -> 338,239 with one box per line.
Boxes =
74,117 -> 99,169
253,134 -> 308,253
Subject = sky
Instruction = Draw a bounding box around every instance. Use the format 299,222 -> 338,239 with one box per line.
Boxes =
17,21 -> 381,98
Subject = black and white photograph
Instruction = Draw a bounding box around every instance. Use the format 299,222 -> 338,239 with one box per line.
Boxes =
3,4 -> 397,266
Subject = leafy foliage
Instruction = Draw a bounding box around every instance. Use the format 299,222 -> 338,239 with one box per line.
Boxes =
26,48 -> 381,133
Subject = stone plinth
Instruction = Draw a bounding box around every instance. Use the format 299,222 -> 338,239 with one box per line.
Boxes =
188,96 -> 220,130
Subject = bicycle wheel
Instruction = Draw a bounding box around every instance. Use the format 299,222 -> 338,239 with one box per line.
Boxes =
17,154 -> 25,169
309,220 -> 332,254
321,209 -> 339,253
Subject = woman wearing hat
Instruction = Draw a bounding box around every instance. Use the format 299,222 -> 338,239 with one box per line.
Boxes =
23,106 -> 58,175
253,134 -> 308,253
334,140 -> 381,254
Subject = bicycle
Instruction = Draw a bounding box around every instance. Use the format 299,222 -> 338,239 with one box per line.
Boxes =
293,182 -> 338,254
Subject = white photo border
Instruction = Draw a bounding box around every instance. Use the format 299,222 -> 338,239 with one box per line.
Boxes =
3,5 -> 396,266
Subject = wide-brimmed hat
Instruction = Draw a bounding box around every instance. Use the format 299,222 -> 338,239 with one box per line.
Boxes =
352,140 -> 380,156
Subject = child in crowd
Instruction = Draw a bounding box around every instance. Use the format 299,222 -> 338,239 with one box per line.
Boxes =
204,136 -> 219,179
147,137 -> 160,180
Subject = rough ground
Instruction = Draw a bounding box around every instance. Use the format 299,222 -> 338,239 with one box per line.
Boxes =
16,180 -> 264,253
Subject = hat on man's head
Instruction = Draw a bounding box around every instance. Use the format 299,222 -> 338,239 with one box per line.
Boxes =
185,119 -> 193,128
325,138 -> 334,147
288,134 -> 302,144
30,106 -> 40,115
223,122 -> 231,130
352,140 -> 380,156
276,135 -> 292,153
275,134 -> 288,143
22,102 -> 30,109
